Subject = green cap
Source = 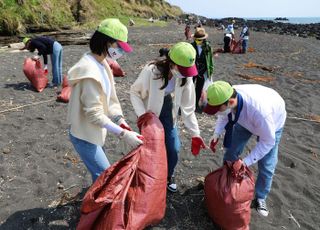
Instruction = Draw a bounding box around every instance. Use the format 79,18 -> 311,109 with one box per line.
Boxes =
207,81 -> 233,106
23,37 -> 30,44
168,42 -> 196,67
97,18 -> 128,42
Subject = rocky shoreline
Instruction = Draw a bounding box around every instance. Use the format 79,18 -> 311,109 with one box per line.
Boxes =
202,17 -> 320,39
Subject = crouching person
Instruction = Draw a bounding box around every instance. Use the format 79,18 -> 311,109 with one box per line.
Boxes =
203,81 -> 286,217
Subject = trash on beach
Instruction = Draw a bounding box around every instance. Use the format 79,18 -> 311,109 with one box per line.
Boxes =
235,73 -> 275,82
247,47 -> 255,52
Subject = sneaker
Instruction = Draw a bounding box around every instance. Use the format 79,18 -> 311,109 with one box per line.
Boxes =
256,198 -> 269,217
167,176 -> 177,193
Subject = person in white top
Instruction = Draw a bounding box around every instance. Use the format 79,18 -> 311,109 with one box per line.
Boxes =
240,21 -> 250,53
223,19 -> 235,52
130,42 -> 207,193
203,81 -> 286,217
67,19 -> 143,182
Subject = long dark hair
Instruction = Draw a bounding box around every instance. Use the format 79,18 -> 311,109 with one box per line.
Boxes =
150,51 -> 187,89
89,31 -> 117,56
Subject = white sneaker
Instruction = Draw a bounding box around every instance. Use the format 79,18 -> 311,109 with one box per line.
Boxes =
256,198 -> 269,217
167,176 -> 177,193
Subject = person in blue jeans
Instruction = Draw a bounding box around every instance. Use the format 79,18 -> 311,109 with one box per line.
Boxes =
203,81 -> 286,217
240,22 -> 250,54
67,19 -> 143,182
22,36 -> 63,87
130,42 -> 207,193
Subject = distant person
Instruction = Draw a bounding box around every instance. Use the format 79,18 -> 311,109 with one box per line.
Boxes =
203,81 -> 286,217
223,19 -> 235,52
67,18 -> 143,182
191,27 -> 214,113
21,36 -> 63,87
129,18 -> 135,26
240,22 -> 250,53
130,42 -> 207,193
184,24 -> 191,40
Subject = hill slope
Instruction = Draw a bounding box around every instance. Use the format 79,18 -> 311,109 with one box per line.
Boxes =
0,0 -> 182,35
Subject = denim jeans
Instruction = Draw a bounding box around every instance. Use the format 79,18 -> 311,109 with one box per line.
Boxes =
50,41 -> 63,85
242,39 -> 248,53
69,132 -> 110,182
159,95 -> 181,177
224,123 -> 283,199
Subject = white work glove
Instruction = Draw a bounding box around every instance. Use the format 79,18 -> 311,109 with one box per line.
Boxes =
119,130 -> 143,151
44,64 -> 48,70
32,55 -> 40,60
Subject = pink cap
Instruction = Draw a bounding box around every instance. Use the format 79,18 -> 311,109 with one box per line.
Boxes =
177,64 -> 198,77
117,41 -> 133,53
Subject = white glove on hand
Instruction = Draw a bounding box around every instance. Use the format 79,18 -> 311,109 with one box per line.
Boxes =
120,130 -> 143,150
44,64 -> 48,70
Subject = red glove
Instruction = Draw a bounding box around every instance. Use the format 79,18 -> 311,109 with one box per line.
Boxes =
44,69 -> 48,75
191,136 -> 206,156
120,123 -> 132,131
210,139 -> 219,153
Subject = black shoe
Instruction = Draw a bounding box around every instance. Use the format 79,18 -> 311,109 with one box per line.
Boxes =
167,176 -> 177,193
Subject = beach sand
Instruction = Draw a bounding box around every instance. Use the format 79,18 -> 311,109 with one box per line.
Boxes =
0,23 -> 319,230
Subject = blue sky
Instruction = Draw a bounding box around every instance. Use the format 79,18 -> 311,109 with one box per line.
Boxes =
166,0 -> 319,18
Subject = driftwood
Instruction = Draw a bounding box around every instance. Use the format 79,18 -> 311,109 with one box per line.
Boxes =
235,73 -> 275,82
0,99 -> 55,114
243,61 -> 276,72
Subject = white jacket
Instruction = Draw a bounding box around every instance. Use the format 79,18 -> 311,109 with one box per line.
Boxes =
214,84 -> 286,166
67,54 -> 123,146
130,64 -> 200,136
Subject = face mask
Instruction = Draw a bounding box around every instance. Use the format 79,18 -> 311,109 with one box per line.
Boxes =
108,47 -> 125,60
171,69 -> 185,79
195,39 -> 203,45
216,108 -> 231,116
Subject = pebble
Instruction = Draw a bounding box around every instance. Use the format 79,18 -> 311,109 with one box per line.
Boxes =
2,148 -> 10,154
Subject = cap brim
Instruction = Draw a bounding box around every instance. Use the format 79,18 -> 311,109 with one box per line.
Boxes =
203,104 -> 221,115
177,64 -> 198,77
118,41 -> 133,53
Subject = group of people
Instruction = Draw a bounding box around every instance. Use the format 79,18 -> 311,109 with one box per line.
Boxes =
22,18 -> 286,219
224,19 -> 250,53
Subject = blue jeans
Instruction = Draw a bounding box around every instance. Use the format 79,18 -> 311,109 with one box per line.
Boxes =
224,124 -> 283,199
159,95 -> 181,178
69,132 -> 110,182
50,41 -> 63,85
242,39 -> 248,53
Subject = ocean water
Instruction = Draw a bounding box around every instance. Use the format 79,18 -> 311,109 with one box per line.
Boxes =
245,17 -> 320,24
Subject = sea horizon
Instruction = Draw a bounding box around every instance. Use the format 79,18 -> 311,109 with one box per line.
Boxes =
207,17 -> 320,24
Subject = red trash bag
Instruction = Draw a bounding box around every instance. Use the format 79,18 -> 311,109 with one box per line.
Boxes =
232,40 -> 243,54
77,112 -> 167,230
106,58 -> 126,77
23,58 -> 48,92
57,75 -> 72,103
205,160 -> 255,230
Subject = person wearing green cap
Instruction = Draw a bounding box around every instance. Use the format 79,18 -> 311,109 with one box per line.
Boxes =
67,18 -> 142,182
21,36 -> 63,88
203,81 -> 287,217
130,42 -> 207,193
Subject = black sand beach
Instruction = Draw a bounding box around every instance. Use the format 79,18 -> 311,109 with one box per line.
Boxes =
0,23 -> 320,229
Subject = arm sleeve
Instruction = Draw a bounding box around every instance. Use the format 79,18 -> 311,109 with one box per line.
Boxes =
214,114 -> 228,136
180,83 -> 200,136
130,67 -> 150,117
243,114 -> 276,166
31,40 -> 48,64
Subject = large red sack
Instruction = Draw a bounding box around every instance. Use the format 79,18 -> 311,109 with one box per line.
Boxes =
77,112 -> 167,230
23,58 -> 48,92
106,58 -> 126,77
57,75 -> 72,103
231,40 -> 243,54
205,160 -> 255,230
